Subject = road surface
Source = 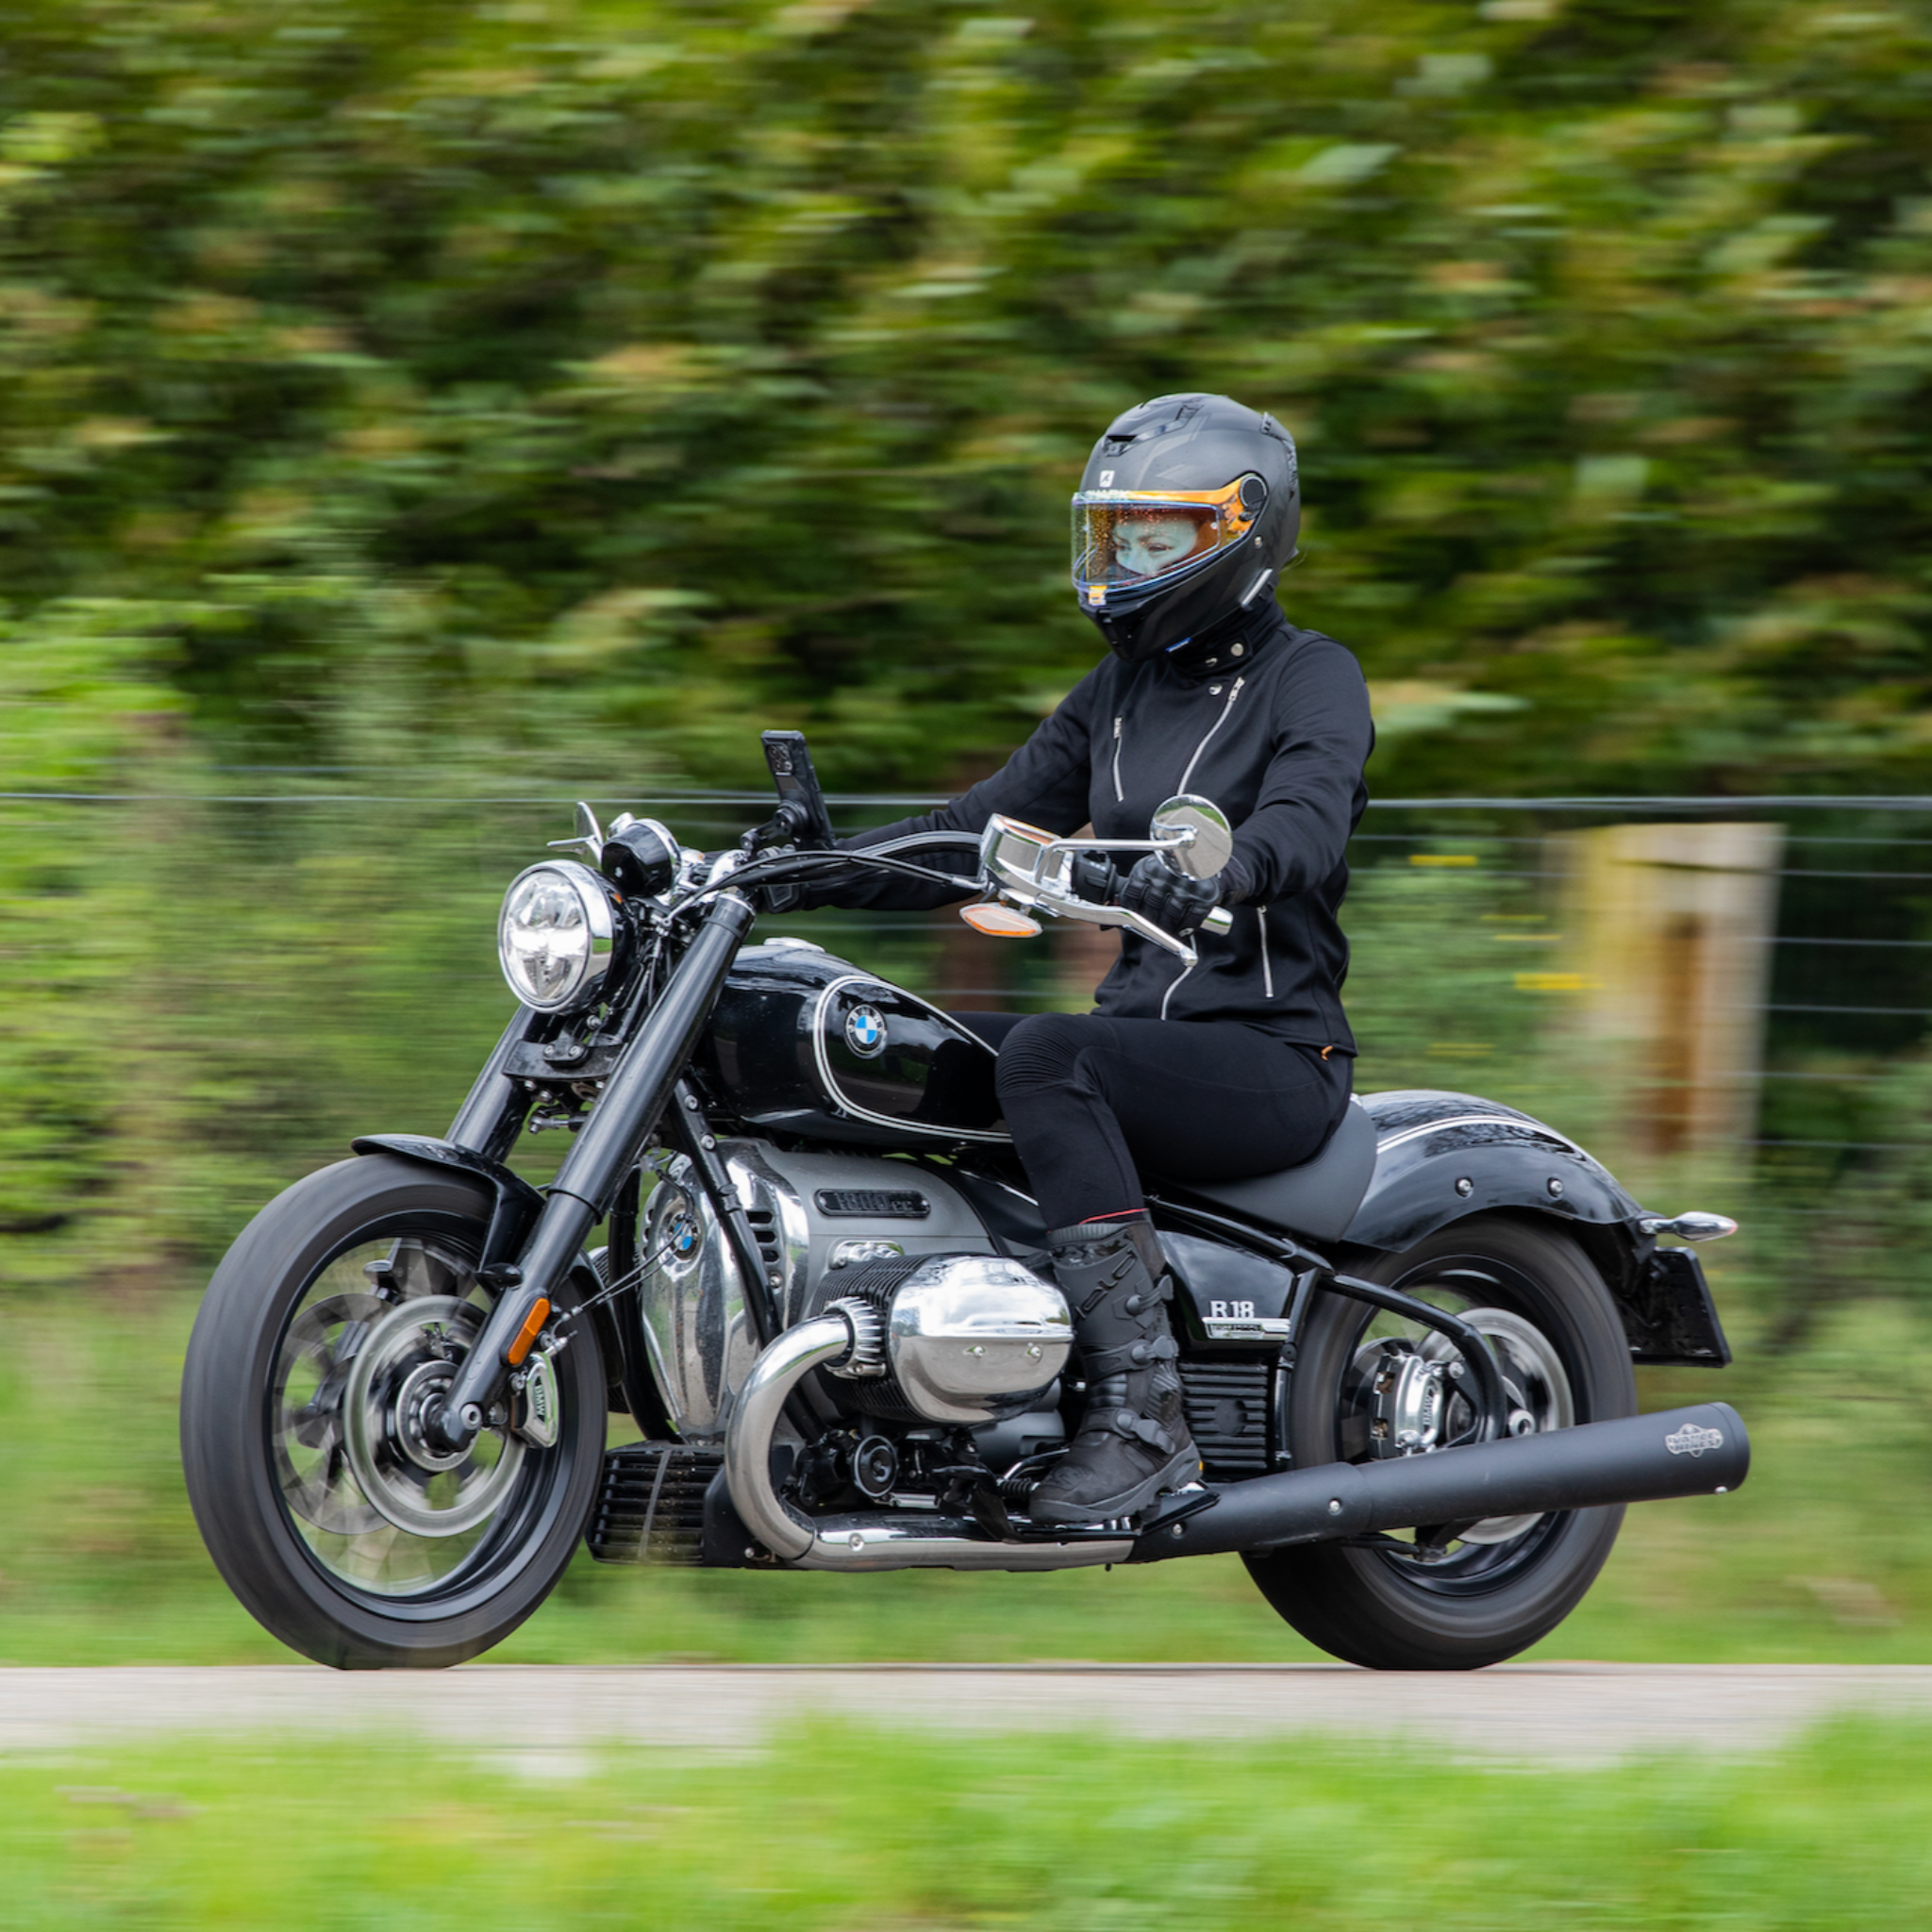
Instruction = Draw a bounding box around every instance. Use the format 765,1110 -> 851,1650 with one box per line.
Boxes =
4,1663 -> 1929,1765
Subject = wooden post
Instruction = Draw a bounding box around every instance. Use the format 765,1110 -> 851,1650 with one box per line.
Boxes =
1560,823 -> 1784,1157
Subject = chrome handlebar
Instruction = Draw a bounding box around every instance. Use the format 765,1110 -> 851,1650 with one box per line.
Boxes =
975,818 -> 1233,969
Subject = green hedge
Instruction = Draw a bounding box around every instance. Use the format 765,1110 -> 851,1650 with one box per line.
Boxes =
4,0 -> 1932,795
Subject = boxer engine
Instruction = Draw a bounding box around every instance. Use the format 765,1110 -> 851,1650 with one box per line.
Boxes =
632,1141 -> 1070,1446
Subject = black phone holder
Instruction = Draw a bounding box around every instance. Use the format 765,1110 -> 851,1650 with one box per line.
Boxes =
758,731 -> 836,847
741,731 -> 838,909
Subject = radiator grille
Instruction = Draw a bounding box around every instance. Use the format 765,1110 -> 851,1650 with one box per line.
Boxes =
1179,1360 -> 1273,1479
586,1442 -> 724,1566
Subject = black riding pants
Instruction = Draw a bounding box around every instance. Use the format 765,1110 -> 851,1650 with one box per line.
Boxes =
956,1011 -> 1353,1233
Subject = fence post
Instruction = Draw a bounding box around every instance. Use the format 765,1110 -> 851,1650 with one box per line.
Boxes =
1560,822 -> 1784,1158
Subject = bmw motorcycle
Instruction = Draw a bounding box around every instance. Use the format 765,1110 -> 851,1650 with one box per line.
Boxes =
181,732 -> 1748,1671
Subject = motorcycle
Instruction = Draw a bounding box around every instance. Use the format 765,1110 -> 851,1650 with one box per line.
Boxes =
181,731 -> 1748,1671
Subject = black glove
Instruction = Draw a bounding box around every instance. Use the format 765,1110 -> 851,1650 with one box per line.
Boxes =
1118,856 -> 1224,937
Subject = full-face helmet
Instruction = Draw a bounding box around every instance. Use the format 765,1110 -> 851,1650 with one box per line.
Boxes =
1072,392 -> 1300,663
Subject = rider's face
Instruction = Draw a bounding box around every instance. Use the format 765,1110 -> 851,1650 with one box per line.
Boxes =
1112,510 -> 1208,580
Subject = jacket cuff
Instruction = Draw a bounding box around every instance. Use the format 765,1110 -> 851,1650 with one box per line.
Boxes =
1218,854 -> 1255,904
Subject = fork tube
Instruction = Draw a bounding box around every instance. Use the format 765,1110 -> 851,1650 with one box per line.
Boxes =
433,893 -> 755,1446
447,1006 -> 542,1159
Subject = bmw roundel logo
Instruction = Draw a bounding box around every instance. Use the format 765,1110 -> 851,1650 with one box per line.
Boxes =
844,1004 -> 888,1058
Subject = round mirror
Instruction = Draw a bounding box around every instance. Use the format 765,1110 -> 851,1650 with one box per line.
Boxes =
1150,794 -> 1234,880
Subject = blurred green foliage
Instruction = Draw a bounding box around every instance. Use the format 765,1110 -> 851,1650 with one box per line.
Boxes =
5,0 -> 1932,795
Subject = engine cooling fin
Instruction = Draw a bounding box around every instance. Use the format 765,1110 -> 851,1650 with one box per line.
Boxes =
1178,1359 -> 1274,1480
802,1252 -> 940,1423
586,1442 -> 723,1565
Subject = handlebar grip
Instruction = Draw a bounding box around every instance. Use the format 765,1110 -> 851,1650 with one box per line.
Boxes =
1203,907 -> 1235,935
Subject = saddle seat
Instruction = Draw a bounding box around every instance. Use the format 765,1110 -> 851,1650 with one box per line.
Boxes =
1154,1099 -> 1377,1243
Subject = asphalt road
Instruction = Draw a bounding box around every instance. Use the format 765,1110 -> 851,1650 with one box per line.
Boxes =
4,1664 -> 1929,1766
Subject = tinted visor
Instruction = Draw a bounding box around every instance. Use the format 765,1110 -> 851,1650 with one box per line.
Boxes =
1071,475 -> 1263,606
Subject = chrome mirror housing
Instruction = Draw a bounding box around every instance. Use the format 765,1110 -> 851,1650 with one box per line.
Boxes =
1150,794 -> 1233,880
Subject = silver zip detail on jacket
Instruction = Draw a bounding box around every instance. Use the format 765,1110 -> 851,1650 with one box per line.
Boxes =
1259,907 -> 1274,998
1111,715 -> 1124,804
1176,675 -> 1245,795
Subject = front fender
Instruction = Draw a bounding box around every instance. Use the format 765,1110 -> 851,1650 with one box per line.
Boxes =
1342,1091 -> 1643,1254
350,1133 -> 630,1403
350,1133 -> 546,1270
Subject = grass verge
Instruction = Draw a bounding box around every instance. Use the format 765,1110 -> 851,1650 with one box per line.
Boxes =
8,1716 -> 1932,1927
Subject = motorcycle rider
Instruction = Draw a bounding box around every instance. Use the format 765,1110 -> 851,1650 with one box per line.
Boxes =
815,392 -> 1374,1524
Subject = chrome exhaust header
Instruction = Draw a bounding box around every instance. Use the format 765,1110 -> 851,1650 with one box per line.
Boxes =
723,1313 -> 1133,1573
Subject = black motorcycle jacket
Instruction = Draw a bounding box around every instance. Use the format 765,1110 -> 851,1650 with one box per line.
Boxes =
821,605 -> 1374,1054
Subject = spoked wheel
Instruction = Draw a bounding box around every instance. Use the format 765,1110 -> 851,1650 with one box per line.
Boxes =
1244,1215 -> 1636,1671
182,1155 -> 604,1668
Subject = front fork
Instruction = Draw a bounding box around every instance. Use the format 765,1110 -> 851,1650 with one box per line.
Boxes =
430,892 -> 758,1453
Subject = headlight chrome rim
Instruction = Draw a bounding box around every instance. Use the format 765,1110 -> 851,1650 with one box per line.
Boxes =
496,859 -> 618,1013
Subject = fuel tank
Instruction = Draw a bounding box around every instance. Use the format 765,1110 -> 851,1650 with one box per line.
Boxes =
698,940 -> 1010,1148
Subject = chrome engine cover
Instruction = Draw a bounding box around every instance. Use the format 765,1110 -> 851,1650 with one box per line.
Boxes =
884,1255 -> 1072,1424
634,1141 -> 997,1441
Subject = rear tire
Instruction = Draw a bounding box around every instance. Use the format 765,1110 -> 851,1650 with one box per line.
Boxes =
1245,1215 -> 1635,1671
181,1155 -> 605,1669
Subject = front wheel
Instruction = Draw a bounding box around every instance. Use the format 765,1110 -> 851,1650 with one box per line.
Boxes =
1245,1215 -> 1636,1670
181,1155 -> 605,1669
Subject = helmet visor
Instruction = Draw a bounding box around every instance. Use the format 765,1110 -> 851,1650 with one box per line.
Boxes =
1072,475 -> 1263,607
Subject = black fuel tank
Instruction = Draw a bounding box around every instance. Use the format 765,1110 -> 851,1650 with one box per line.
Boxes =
699,941 -> 1010,1148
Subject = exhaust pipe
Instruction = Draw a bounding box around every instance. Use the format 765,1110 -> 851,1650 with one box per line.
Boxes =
724,1312 -> 1134,1573
1130,1402 -> 1748,1563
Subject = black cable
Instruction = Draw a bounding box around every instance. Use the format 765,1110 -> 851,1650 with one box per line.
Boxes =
676,846 -> 975,912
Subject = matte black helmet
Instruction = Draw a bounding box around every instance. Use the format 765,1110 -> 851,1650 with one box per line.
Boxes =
1071,392 -> 1300,664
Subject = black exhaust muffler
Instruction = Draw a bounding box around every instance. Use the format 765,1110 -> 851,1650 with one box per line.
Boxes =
1130,1402 -> 1747,1562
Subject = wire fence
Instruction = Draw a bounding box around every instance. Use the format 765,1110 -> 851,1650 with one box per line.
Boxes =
6,786 -> 1928,1184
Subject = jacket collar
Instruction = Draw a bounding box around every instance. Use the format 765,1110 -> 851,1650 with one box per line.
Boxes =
1158,604 -> 1290,684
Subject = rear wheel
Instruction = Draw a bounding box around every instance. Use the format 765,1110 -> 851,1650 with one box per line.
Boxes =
181,1155 -> 605,1668
1245,1215 -> 1635,1670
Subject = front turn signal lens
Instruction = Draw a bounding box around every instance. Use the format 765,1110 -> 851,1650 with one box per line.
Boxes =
506,1297 -> 552,1368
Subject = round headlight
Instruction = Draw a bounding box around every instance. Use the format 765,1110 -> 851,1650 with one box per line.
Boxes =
497,860 -> 616,1013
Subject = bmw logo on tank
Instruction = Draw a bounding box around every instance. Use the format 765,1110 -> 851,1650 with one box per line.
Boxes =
844,1004 -> 888,1058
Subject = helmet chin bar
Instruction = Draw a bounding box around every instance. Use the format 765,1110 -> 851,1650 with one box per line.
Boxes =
1090,564 -> 1269,666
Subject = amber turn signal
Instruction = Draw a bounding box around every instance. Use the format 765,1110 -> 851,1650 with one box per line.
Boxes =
960,902 -> 1042,939
505,1296 -> 552,1368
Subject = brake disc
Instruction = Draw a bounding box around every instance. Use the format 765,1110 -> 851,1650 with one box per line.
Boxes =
341,1294 -> 526,1539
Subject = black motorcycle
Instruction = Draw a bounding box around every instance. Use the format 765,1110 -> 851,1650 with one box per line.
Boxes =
181,732 -> 1748,1671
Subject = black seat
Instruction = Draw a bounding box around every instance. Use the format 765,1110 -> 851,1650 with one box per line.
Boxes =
1156,1100 -> 1378,1242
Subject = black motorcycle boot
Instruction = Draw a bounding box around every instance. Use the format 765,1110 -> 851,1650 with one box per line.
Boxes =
1028,1217 -> 1200,1525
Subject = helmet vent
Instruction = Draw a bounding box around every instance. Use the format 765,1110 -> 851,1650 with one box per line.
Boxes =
1102,435 -> 1136,456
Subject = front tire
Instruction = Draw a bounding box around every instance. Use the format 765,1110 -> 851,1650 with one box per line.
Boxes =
1245,1215 -> 1636,1671
181,1155 -> 605,1669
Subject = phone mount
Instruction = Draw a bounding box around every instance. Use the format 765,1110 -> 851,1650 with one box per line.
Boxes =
758,731 -> 836,849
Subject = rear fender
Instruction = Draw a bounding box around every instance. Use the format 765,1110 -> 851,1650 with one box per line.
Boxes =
1341,1092 -> 1642,1254
1339,1092 -> 1730,1370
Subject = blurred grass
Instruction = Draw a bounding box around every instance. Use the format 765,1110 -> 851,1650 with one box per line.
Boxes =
3,1274 -> 1927,1666
7,1716 -> 1932,1927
